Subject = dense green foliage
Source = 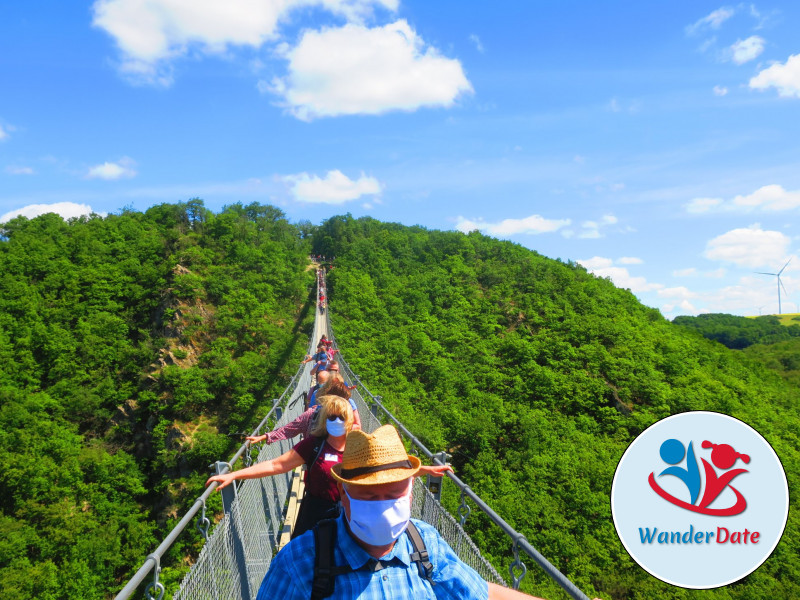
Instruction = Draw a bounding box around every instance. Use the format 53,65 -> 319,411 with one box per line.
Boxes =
673,313 -> 800,349
4,205 -> 798,600
315,215 -> 800,600
742,338 -> 800,388
0,202 -> 313,599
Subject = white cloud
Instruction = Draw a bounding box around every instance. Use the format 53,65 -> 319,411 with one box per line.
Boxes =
579,214 -> 618,238
705,268 -> 727,278
580,256 -> 613,270
658,286 -> 698,299
673,267 -> 698,277
750,54 -> 800,98
686,7 -> 736,35
469,34 -> 484,53
686,185 -> 800,213
713,85 -> 729,96
578,258 -> 663,293
618,256 -> 643,265
0,124 -> 8,141
86,157 -> 137,180
455,214 -> 570,236
729,36 -> 765,65
731,184 -> 800,211
271,20 -> 472,120
5,166 -> 35,175
685,196 -> 723,213
0,202 -> 101,223
704,224 -> 791,268
92,0 -> 398,84
573,154 -> 585,164
663,299 -> 700,315
704,273 -> 796,315
283,169 -> 381,204
699,37 -> 717,53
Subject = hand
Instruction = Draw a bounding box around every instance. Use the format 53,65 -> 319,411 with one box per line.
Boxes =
246,434 -> 267,444
417,464 -> 454,477
206,473 -> 236,490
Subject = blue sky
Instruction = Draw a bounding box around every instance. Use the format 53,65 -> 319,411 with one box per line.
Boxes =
1,1 -> 799,317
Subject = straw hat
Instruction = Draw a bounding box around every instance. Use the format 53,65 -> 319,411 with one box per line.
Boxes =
331,425 -> 421,485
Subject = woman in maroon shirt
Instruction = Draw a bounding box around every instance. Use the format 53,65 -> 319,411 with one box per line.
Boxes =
206,397 -> 453,537
205,396 -> 354,537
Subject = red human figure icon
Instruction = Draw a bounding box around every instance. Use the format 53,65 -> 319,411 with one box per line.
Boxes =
698,441 -> 750,513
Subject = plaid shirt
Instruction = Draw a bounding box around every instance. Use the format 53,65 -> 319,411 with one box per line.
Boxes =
265,408 -> 315,443
256,515 -> 489,600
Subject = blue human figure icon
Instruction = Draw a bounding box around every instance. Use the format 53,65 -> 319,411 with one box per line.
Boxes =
658,439 -> 701,505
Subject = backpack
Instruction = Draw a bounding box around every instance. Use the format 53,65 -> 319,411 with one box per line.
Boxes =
307,405 -> 323,432
310,518 -> 434,600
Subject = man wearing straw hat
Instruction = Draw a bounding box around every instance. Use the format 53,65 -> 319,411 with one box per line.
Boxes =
256,425 -> 552,599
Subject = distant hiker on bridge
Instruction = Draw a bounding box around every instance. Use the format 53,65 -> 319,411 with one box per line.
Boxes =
319,334 -> 334,350
305,369 -> 331,409
323,360 -> 356,392
302,343 -> 329,366
247,381 -> 362,446
255,425 -> 555,600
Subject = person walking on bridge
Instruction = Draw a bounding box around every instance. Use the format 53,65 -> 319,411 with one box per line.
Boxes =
207,397 -> 356,538
256,425 -> 565,600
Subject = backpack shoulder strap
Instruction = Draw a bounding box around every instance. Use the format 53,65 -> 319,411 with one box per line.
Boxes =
405,521 -> 434,583
309,436 -> 326,469
311,519 -> 353,600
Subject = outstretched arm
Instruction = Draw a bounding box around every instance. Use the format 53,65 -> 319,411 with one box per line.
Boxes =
416,464 -> 454,478
205,449 -> 304,490
246,409 -> 314,444
488,583 -> 601,600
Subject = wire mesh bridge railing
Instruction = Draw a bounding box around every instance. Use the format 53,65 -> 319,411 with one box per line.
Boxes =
115,266 -> 591,600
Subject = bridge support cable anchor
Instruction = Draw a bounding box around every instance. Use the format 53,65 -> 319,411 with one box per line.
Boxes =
243,442 -> 253,468
371,395 -> 382,422
510,535 -> 529,591
195,499 -> 211,542
458,487 -> 472,527
427,451 -> 450,503
143,554 -> 165,600
212,461 -> 252,600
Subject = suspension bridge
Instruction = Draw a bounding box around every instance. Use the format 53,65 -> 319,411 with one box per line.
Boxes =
115,266 -> 591,600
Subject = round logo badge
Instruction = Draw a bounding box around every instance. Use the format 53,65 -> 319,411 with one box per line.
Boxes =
611,411 -> 789,588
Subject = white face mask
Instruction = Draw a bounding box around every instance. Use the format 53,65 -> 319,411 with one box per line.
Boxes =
326,417 -> 347,437
344,484 -> 411,546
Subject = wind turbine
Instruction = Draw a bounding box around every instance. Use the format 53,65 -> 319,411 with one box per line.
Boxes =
756,258 -> 792,315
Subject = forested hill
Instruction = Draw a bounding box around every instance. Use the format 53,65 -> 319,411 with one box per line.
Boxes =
2,206 -> 798,600
314,215 -> 799,600
0,202 -> 314,599
673,313 -> 800,349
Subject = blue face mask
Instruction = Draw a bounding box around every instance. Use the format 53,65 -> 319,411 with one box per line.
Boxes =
326,417 -> 347,437
344,484 -> 412,546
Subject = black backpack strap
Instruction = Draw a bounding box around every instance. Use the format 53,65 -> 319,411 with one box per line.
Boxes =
311,519 -> 433,599
405,521 -> 434,583
311,519 -> 353,600
309,436 -> 326,469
